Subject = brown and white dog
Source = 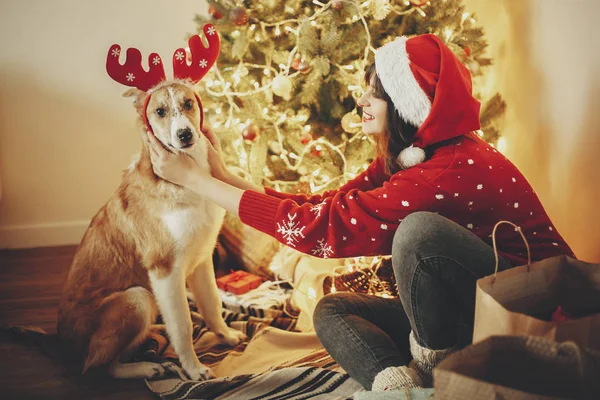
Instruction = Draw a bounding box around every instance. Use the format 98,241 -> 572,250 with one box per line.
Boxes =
57,25 -> 243,380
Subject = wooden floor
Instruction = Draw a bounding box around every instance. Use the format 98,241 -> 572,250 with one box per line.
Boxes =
0,246 -> 154,400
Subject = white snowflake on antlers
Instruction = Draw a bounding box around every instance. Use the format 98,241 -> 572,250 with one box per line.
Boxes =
111,48 -> 120,57
175,51 -> 185,61
276,213 -> 306,246
199,59 -> 208,68
152,56 -> 161,65
126,72 -> 135,82
207,26 -> 216,35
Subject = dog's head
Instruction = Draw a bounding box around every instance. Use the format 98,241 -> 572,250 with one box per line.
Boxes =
124,83 -> 202,152
106,24 -> 219,153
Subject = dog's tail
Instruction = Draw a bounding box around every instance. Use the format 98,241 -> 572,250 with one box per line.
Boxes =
0,324 -> 63,360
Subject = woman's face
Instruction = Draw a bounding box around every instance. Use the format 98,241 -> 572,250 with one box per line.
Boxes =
357,74 -> 388,136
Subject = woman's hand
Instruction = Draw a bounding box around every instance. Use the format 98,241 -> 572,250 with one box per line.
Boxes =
202,127 -> 231,183
147,130 -> 205,188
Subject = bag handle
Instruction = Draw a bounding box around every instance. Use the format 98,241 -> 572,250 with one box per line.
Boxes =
491,220 -> 531,281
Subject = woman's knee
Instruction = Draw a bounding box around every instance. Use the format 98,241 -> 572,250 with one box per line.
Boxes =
393,212 -> 439,262
392,212 -> 453,288
393,212 -> 445,249
313,292 -> 355,333
314,292 -> 348,319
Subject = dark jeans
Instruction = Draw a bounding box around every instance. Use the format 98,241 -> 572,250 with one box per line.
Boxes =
313,212 -> 512,389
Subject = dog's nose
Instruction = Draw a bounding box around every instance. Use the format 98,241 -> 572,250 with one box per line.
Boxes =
177,128 -> 193,144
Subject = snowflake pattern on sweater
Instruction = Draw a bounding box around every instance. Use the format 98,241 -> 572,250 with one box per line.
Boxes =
239,133 -> 574,265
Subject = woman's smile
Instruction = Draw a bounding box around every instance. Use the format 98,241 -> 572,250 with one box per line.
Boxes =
363,111 -> 375,122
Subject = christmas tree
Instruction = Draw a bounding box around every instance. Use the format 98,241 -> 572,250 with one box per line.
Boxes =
191,0 -> 505,196
191,0 -> 505,296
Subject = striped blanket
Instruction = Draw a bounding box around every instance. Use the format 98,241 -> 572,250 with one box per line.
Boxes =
135,287 -> 364,399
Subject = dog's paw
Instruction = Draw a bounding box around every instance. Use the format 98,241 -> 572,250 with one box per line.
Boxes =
182,360 -> 215,381
218,328 -> 247,347
149,364 -> 167,379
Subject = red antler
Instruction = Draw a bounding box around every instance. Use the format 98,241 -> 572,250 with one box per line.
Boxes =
106,45 -> 166,92
173,24 -> 220,83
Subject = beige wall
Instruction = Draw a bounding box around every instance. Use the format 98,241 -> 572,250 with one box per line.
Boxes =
1,1 -> 599,261
0,0 -> 206,248
463,0 -> 600,262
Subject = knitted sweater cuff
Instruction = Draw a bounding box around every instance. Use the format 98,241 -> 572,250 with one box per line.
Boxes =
238,190 -> 282,236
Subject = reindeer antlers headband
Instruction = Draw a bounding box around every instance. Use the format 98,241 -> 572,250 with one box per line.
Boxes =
106,24 -> 220,91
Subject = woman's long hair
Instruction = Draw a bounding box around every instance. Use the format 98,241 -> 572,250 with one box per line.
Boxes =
364,63 -> 420,174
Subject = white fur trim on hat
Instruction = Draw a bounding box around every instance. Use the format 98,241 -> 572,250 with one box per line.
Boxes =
374,37 -> 431,128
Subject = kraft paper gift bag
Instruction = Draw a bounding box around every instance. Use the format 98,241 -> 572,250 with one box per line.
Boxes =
473,221 -> 600,350
434,335 -> 600,400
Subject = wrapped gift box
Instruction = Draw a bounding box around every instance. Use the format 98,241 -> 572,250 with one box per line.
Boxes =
216,270 -> 262,295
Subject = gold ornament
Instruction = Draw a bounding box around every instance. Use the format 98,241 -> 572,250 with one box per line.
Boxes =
341,111 -> 362,133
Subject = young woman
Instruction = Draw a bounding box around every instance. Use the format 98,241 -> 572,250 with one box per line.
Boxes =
147,34 -> 574,391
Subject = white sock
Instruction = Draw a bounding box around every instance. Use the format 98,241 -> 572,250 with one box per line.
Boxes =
371,331 -> 456,391
371,365 -> 423,391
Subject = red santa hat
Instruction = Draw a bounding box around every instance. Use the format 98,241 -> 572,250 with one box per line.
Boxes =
374,34 -> 481,169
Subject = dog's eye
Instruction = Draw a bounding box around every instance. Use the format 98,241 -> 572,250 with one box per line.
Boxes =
156,108 -> 166,117
184,100 -> 194,110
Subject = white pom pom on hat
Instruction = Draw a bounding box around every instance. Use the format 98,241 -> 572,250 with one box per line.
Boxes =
397,145 -> 426,169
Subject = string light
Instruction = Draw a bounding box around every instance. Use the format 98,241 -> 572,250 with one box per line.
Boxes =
497,137 -> 507,153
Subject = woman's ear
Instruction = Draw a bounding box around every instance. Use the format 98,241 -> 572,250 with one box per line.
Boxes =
122,88 -> 147,114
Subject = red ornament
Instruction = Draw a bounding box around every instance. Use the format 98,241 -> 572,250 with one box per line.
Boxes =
463,46 -> 471,57
332,0 -> 343,11
300,132 -> 312,145
208,4 -> 223,20
230,6 -> 249,26
292,57 -> 302,71
298,60 -> 311,74
311,148 -> 321,157
242,124 -> 260,142
409,0 -> 428,6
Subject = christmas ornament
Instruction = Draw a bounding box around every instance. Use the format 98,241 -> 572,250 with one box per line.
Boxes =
341,111 -> 362,133
300,132 -> 312,145
242,124 -> 260,142
291,57 -> 302,71
463,46 -> 471,57
230,6 -> 249,26
332,0 -> 343,11
467,61 -> 480,74
268,140 -> 283,154
271,75 -> 293,100
298,60 -> 311,74
409,0 -> 428,6
208,4 -> 223,20
311,148 -> 322,157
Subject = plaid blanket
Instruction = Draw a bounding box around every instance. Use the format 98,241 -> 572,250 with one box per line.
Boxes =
1,285 -> 363,399
132,287 -> 364,399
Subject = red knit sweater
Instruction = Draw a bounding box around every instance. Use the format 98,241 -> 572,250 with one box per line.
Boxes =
238,132 -> 574,266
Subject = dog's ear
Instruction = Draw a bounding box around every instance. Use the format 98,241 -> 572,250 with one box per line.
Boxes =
122,88 -> 147,113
